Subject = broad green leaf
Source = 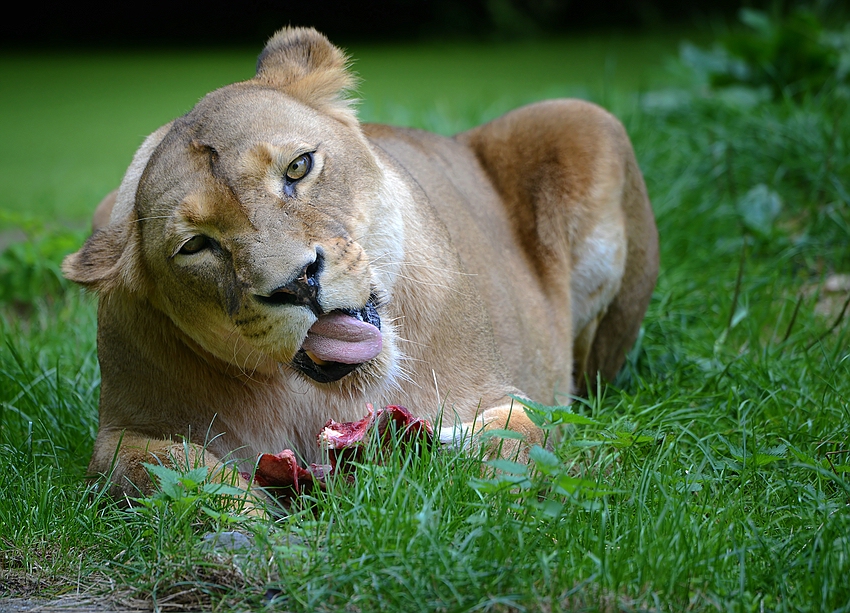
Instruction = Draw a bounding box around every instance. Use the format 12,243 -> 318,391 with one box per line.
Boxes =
202,482 -> 245,497
529,445 -> 559,470
751,453 -> 784,467
186,466 -> 209,481
201,505 -> 226,521
143,462 -> 180,487
570,440 -> 606,449
534,499 -> 564,519
143,463 -> 184,499
486,459 -> 528,475
675,480 -> 704,494
736,184 -> 782,238
468,473 -> 531,493
468,478 -> 500,494
200,505 -> 245,523
548,409 -> 600,426
553,474 -> 613,497
610,431 -> 658,448
509,395 -> 599,426
787,446 -> 817,465
762,444 -> 788,457
524,408 -> 549,428
179,466 -> 210,489
496,474 -> 532,488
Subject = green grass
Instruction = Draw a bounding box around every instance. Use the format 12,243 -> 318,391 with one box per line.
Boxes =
2,30 -> 850,611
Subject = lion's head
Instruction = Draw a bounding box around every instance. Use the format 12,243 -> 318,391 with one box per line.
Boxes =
64,28 -> 407,393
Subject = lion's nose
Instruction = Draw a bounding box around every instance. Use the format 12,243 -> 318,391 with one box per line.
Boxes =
255,251 -> 323,315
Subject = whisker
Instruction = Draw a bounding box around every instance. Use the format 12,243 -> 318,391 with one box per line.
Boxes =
371,261 -> 478,277
394,337 -> 429,349
377,272 -> 460,292
134,215 -> 175,223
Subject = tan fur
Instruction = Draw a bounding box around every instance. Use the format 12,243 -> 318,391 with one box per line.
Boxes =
64,27 -> 658,498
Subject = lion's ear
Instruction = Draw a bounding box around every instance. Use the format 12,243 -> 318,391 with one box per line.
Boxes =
62,221 -> 138,292
63,123 -> 172,294
255,27 -> 358,128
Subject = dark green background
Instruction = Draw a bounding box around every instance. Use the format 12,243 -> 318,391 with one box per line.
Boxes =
6,0 -> 780,48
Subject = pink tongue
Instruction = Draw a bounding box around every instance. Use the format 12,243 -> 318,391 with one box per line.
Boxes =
301,312 -> 383,364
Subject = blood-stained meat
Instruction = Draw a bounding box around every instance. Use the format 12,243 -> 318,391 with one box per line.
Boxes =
250,405 -> 432,503
251,449 -> 331,495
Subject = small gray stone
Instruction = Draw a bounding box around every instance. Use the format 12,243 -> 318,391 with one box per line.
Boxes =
202,530 -> 253,552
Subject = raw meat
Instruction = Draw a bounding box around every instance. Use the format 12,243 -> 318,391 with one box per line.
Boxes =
248,404 -> 432,503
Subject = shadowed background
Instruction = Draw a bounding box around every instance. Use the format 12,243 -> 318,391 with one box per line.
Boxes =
6,0 -> 754,48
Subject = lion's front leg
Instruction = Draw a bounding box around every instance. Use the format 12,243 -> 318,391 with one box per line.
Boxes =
89,429 -> 252,503
439,399 -> 547,464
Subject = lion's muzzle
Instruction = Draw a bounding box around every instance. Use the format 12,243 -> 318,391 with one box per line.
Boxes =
254,254 -> 323,315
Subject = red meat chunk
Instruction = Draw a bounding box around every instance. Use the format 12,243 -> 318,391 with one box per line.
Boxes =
251,449 -> 331,495
251,404 -> 432,503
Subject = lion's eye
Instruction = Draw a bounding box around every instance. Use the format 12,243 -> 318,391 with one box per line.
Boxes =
179,235 -> 210,255
285,153 -> 313,181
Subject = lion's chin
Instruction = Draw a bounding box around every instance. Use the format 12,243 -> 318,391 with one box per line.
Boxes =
291,349 -> 364,383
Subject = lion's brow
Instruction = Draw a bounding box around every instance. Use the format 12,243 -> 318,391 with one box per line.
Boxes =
178,197 -> 213,225
176,190 -> 251,229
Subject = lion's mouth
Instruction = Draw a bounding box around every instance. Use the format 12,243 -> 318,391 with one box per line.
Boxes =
292,300 -> 382,383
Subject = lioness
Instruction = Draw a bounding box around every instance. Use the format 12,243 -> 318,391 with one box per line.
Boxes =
64,27 -> 658,499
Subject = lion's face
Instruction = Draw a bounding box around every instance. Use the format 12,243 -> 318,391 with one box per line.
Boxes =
136,84 -> 403,386
62,31 -> 413,391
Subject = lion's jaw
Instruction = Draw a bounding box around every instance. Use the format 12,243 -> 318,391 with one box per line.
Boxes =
132,84 -> 406,391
